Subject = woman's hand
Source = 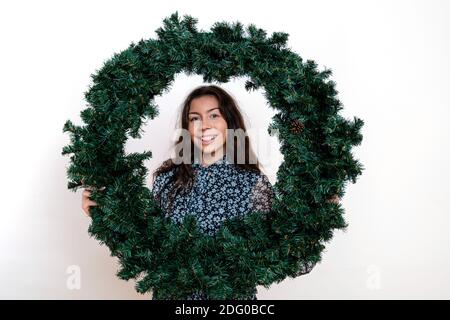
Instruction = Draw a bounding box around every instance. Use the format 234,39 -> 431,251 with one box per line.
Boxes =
81,180 -> 105,217
326,194 -> 340,204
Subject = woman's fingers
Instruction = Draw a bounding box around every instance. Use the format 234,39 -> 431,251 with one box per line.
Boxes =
81,187 -> 99,217
82,204 -> 91,217
326,195 -> 340,204
82,199 -> 97,216
82,198 -> 97,206
82,191 -> 98,205
81,179 -> 106,217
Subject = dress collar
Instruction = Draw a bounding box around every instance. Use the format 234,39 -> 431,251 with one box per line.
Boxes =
192,153 -> 230,169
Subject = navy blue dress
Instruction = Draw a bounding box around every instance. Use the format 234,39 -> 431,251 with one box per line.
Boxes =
151,153 -> 275,300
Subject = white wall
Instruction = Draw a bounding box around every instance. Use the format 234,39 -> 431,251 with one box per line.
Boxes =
0,0 -> 449,299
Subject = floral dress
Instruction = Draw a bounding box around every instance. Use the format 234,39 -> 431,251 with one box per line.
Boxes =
151,153 -> 275,300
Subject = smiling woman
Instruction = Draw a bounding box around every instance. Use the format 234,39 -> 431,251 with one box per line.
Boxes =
151,85 -> 275,300
152,85 -> 269,218
188,95 -> 228,158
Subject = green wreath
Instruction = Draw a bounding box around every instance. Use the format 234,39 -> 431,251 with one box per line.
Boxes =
62,12 -> 364,299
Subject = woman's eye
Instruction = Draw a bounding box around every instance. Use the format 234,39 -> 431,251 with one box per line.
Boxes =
189,114 -> 219,122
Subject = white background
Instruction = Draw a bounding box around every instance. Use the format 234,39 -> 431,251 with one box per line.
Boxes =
0,0 -> 449,299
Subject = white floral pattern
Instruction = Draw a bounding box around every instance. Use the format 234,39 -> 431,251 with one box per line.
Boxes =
151,153 -> 275,300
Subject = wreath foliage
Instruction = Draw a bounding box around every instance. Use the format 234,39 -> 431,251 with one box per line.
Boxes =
62,12 -> 364,299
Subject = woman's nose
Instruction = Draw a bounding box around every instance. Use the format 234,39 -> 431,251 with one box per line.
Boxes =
202,117 -> 212,129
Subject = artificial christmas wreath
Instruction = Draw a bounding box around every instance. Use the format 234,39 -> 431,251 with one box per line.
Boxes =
62,12 -> 364,299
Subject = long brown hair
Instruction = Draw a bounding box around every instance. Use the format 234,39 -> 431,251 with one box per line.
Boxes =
152,84 -> 262,214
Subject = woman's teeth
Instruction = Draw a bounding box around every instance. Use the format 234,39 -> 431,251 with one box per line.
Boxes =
202,135 -> 216,141
201,135 -> 216,144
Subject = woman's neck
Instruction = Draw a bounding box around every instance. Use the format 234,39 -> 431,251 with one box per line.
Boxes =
200,149 -> 225,167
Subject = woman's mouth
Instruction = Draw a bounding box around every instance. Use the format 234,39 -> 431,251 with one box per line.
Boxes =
201,135 -> 217,145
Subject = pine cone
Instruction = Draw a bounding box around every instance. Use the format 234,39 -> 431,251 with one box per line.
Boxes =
290,119 -> 304,134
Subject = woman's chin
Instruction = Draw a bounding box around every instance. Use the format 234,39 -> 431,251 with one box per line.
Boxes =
201,146 -> 216,155
193,139 -> 225,156
197,144 -> 220,155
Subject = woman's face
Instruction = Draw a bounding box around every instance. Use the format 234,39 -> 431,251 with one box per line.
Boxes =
188,95 -> 228,157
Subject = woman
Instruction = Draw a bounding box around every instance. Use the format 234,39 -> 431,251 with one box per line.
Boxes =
150,85 -> 275,300
81,85 -> 340,300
